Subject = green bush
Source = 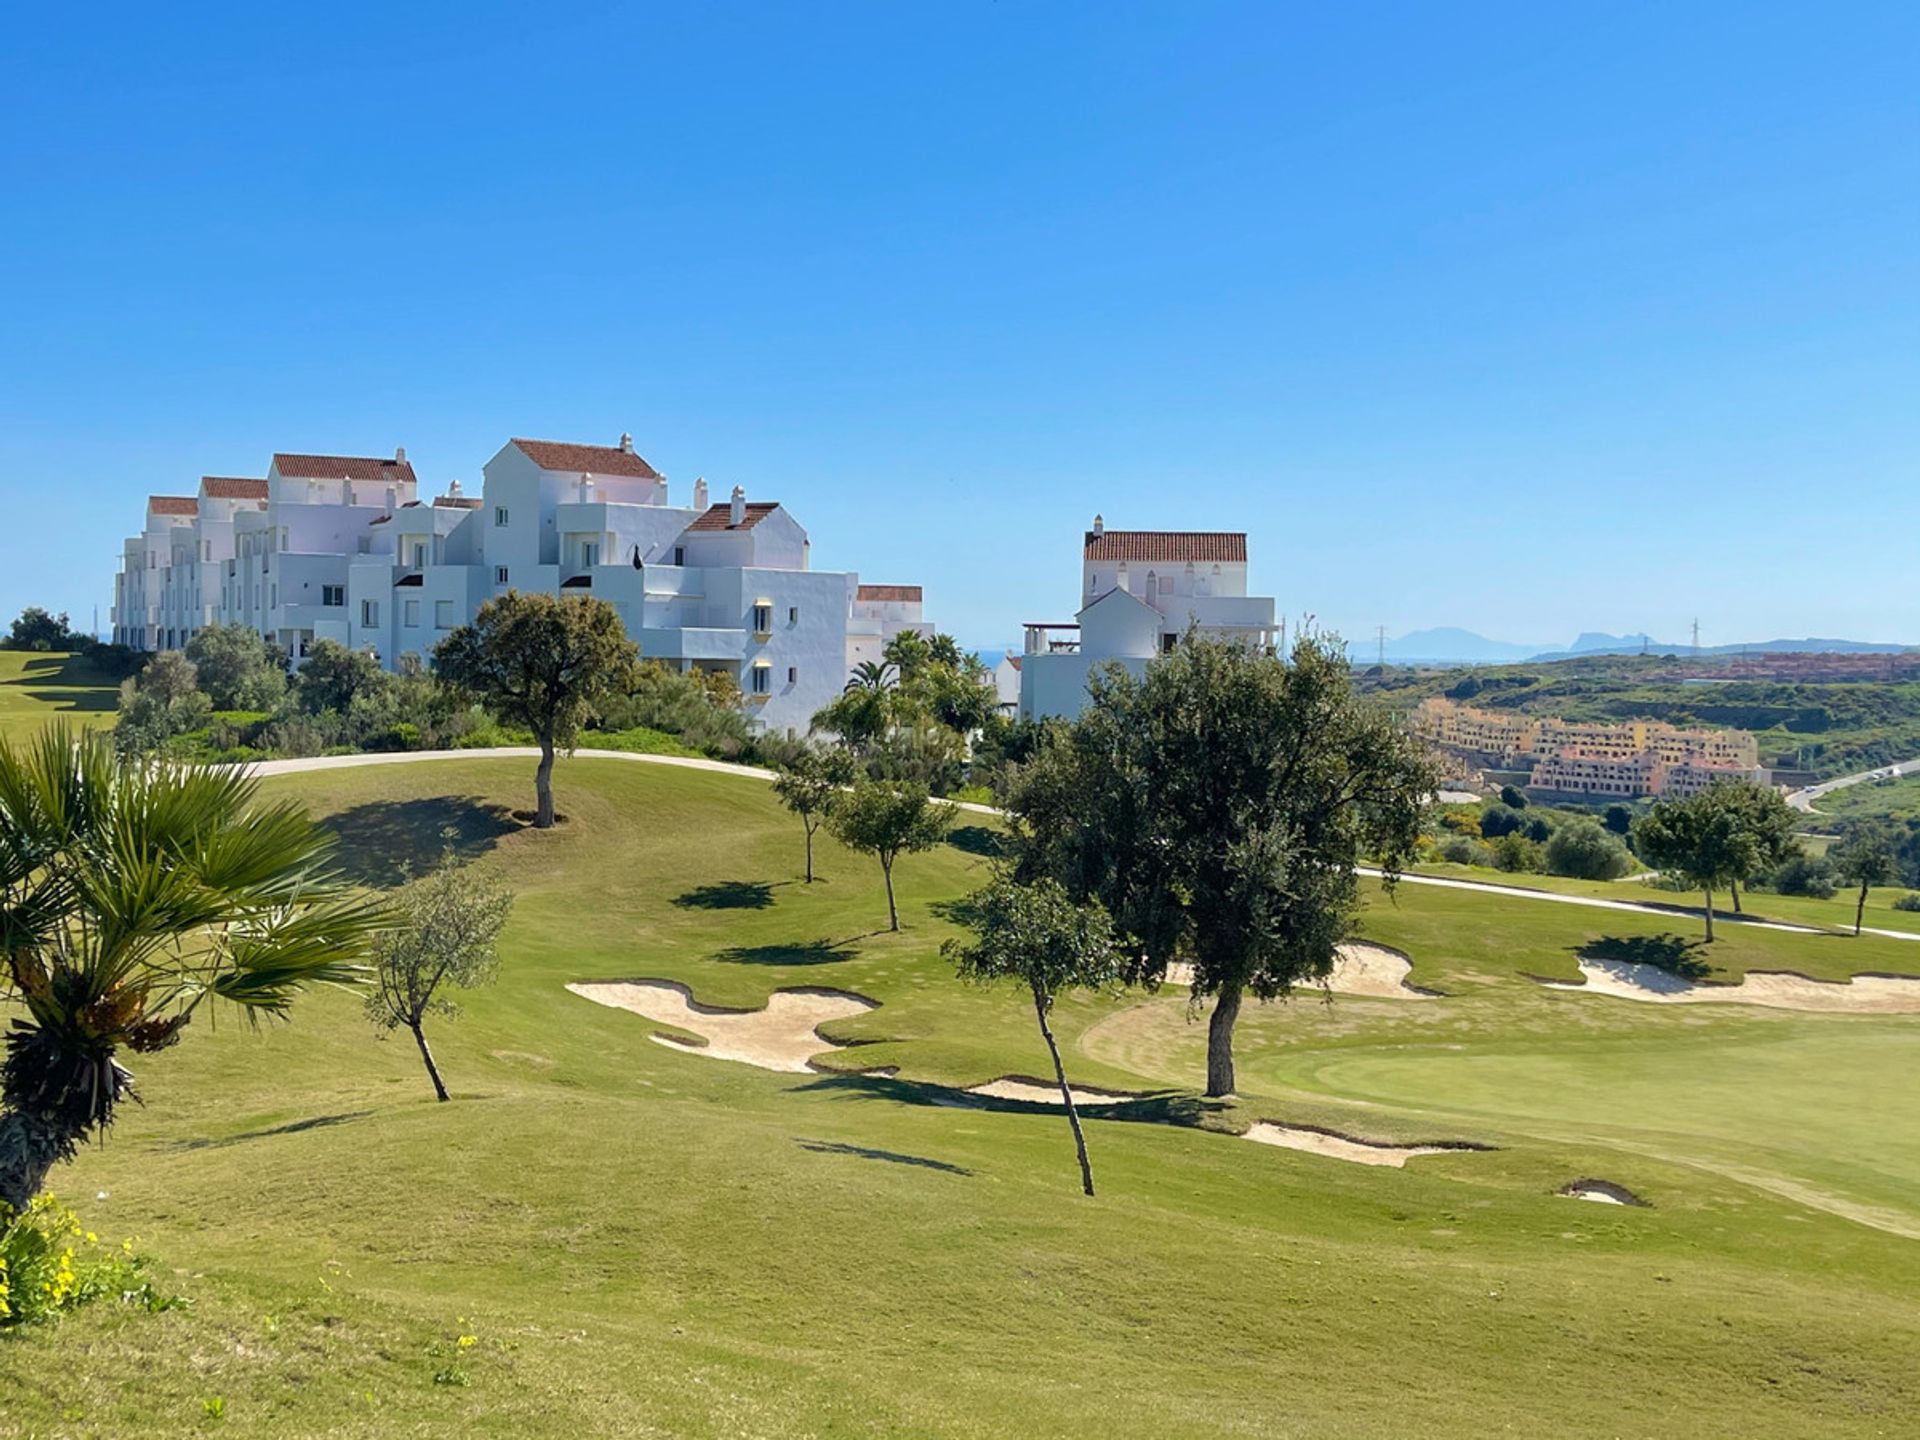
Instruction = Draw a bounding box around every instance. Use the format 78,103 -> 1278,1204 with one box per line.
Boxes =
0,1195 -> 178,1328
1771,853 -> 1838,899
1479,803 -> 1528,839
1892,892 -> 1920,913
1437,834 -> 1491,866
1544,819 -> 1633,880
1489,832 -> 1545,873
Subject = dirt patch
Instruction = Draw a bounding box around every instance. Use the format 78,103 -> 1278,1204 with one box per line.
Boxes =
1162,942 -> 1438,999
963,1076 -> 1154,1106
1539,959 -> 1920,1013
1557,1178 -> 1648,1207
566,980 -> 878,1072
1242,1122 -> 1483,1168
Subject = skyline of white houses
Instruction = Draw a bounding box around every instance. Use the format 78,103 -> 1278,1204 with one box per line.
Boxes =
1018,517 -> 1279,721
111,435 -> 932,734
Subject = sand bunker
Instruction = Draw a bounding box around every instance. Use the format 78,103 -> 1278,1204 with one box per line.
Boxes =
1540,959 -> 1920,1014
1162,942 -> 1437,999
566,981 -> 878,1072
1558,1179 -> 1647,1207
963,1077 -> 1153,1106
1243,1122 -> 1475,1168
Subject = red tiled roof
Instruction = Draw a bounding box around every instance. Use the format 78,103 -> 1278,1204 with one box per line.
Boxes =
687,501 -> 779,532
149,495 -> 198,516
200,476 -> 268,499
273,453 -> 418,484
1083,530 -> 1246,563
434,496 -> 482,509
856,584 -> 922,602
512,438 -> 663,480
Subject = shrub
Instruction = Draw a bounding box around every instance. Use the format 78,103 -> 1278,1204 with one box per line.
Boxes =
1489,832 -> 1545,873
1544,819 -> 1633,880
1499,784 -> 1529,810
1603,803 -> 1635,836
1892,892 -> 1920,913
0,1195 -> 178,1328
1437,834 -> 1491,867
1523,814 -> 1553,843
1479,803 -> 1527,839
1771,853 -> 1838,899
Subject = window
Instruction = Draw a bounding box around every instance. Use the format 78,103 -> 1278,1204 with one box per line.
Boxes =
361,599 -> 379,628
788,606 -> 798,625
580,541 -> 599,568
672,546 -> 685,566
435,600 -> 454,629
404,599 -> 420,627
270,584 -> 277,608
409,541 -> 427,566
751,603 -> 773,634
495,506 -> 510,526
787,666 -> 797,685
1161,633 -> 1177,655
495,566 -> 510,586
321,584 -> 345,607
751,664 -> 770,695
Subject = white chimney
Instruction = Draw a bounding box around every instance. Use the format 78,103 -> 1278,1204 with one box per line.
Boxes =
578,472 -> 593,501
692,477 -> 709,512
1092,513 -> 1104,537
395,446 -> 407,463
729,484 -> 746,528
619,432 -> 634,454
448,478 -> 463,496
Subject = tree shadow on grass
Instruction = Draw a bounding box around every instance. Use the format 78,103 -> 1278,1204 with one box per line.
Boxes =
795,1139 -> 973,1175
166,1110 -> 372,1152
1578,933 -> 1714,980
788,1072 -> 1226,1130
673,880 -> 783,910
946,825 -> 1005,858
321,796 -> 520,887
713,938 -> 860,966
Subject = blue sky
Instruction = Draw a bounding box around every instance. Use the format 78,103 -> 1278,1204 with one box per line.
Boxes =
4,2 -> 1917,652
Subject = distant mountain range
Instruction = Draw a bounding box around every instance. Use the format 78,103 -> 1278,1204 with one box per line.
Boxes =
1378,628 -> 1920,665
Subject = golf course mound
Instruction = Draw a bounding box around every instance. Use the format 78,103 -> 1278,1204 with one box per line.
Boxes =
1539,958 -> 1920,1013
1242,1122 -> 1487,1168
566,980 -> 879,1071
1163,942 -> 1438,998
1558,1179 -> 1648,1207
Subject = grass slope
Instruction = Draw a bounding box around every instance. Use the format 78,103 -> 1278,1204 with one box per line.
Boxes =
3,756 -> 1918,1437
0,650 -> 118,743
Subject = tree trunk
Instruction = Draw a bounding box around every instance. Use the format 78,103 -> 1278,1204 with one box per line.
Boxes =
534,733 -> 557,829
804,821 -> 815,884
410,1022 -> 450,1103
1857,881 -> 1869,937
1205,980 -> 1243,1098
1729,878 -> 1742,914
1702,886 -> 1715,943
0,1109 -> 70,1215
882,856 -> 898,931
1033,986 -> 1094,1197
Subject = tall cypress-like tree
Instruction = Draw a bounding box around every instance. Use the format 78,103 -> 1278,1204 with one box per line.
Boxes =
1010,633 -> 1433,1098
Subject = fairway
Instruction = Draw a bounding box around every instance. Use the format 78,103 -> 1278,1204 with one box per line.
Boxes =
3,754 -> 1918,1437
0,650 -> 118,742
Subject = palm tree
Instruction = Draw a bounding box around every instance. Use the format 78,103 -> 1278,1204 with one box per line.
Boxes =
0,727 -> 388,1212
845,660 -> 897,694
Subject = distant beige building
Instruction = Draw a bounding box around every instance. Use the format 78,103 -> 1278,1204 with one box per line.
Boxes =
1414,697 -> 1767,800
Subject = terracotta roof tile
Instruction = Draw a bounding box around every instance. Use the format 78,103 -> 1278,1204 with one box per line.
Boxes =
512,437 -> 663,480
687,501 -> 779,532
1083,530 -> 1246,564
149,495 -> 198,516
434,496 -> 482,509
273,453 -> 418,484
856,584 -> 922,602
200,476 -> 268,499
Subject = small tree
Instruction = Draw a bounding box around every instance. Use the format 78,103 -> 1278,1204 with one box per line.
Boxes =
365,854 -> 515,1100
7,608 -> 73,651
1832,823 -> 1900,936
1499,784 -> 1529,810
1544,818 -> 1633,880
296,639 -> 387,716
1715,782 -> 1800,914
771,744 -> 855,882
434,593 -> 640,828
186,623 -> 287,711
828,779 -> 952,930
112,651 -> 211,755
945,877 -> 1121,1196
1632,789 -> 1745,941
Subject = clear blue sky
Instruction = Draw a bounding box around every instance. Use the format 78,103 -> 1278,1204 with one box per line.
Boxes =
4,2 -> 1917,652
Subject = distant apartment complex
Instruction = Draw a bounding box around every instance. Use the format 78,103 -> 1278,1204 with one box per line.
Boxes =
111,436 -> 932,734
1018,518 -> 1278,721
1414,697 -> 1769,799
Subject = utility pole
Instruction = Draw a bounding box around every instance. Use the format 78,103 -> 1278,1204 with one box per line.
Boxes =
1376,625 -> 1387,667
1691,618 -> 1701,657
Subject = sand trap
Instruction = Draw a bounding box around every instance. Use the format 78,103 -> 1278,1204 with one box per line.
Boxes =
1539,959 -> 1920,1014
1243,1122 -> 1475,1168
1162,942 -> 1437,999
963,1077 -> 1153,1106
566,981 -> 878,1072
1558,1179 -> 1647,1207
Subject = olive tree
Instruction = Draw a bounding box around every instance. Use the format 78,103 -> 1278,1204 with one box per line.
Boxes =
828,779 -> 952,930
1632,788 -> 1745,941
945,877 -> 1120,1196
1832,822 -> 1900,937
1010,633 -> 1434,1098
365,854 -> 515,1100
434,592 -> 640,828
770,744 -> 855,882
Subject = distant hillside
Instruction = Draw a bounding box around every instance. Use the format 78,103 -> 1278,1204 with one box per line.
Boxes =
1383,627 -> 1918,664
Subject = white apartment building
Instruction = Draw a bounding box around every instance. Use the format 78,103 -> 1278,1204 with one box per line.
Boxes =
111,435 -> 933,734
1018,518 -> 1278,721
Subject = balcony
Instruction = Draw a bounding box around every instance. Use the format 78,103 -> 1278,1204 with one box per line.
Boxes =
638,626 -> 746,662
